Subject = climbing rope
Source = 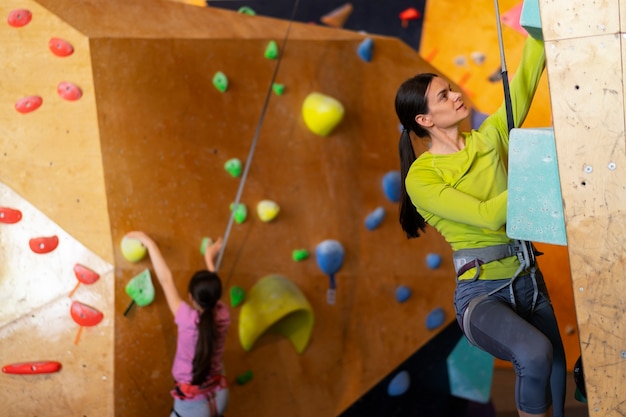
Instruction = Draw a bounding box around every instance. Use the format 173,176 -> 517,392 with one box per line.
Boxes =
214,0 -> 301,272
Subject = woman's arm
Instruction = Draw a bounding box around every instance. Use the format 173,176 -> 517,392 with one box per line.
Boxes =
483,36 -> 546,137
203,237 -> 223,273
406,171 -> 508,231
124,231 -> 182,316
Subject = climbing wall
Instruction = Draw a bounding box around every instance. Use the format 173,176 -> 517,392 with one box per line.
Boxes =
0,1 -> 578,417
539,0 -> 626,413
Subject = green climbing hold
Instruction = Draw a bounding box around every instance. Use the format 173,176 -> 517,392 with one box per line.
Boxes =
265,40 -> 279,59
230,203 -> 248,224
230,285 -> 246,307
125,269 -> 155,307
236,370 -> 254,385
200,237 -> 214,255
224,158 -> 242,177
272,83 -> 285,96
212,71 -> 228,93
237,6 -> 256,15
292,249 -> 309,262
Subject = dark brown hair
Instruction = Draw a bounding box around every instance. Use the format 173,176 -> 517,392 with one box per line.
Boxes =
394,73 -> 437,238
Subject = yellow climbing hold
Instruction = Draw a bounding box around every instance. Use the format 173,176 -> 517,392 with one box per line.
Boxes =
302,92 -> 345,136
256,200 -> 280,222
239,274 -> 314,354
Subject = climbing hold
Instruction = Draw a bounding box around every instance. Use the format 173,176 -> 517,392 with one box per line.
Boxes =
236,370 -> 254,385
224,158 -> 242,177
382,170 -> 401,203
125,269 -> 155,307
520,0 -> 543,40
272,83 -> 285,96
238,274 -> 314,353
316,239 -> 344,305
71,301 -> 104,327
230,285 -> 245,307
399,7 -> 421,28
237,6 -> 256,15
365,207 -> 385,230
447,336 -> 494,403
29,235 -> 59,254
49,38 -> 74,57
320,3 -> 353,28
120,236 -> 147,262
454,55 -> 467,67
212,71 -> 228,92
70,300 -> 103,345
292,249 -> 309,262
256,200 -> 280,222
69,263 -> 100,297
2,361 -> 62,375
395,286 -> 412,303
426,307 -> 446,330
302,92 -> 345,136
230,203 -> 248,224
426,253 -> 442,269
0,207 -> 22,224
387,370 -> 410,396
199,237 -> 214,256
15,96 -> 43,114
470,51 -> 486,65
357,38 -> 374,62
57,81 -> 83,101
7,9 -> 32,27
264,40 -> 279,59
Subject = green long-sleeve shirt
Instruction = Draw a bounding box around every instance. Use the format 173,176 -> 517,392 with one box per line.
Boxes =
405,37 -> 545,280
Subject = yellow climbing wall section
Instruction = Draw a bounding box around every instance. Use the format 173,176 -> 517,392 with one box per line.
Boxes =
540,0 -> 626,413
420,0 -> 579,371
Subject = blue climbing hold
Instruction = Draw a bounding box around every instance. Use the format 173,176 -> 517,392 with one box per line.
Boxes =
426,253 -> 442,269
357,37 -> 374,62
382,171 -> 401,203
365,207 -> 386,230
395,286 -> 411,303
387,370 -> 410,396
315,240 -> 344,277
426,307 -> 446,330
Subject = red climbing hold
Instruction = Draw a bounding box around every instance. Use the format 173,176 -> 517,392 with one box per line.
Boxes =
399,7 -> 421,21
74,264 -> 100,285
49,38 -> 74,57
70,301 -> 103,327
57,82 -> 82,101
7,9 -> 32,28
0,207 -> 22,224
15,96 -> 43,114
29,235 -> 59,254
2,361 -> 62,375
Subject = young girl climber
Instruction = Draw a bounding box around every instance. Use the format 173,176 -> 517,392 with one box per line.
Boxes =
125,231 -> 230,417
394,36 -> 566,417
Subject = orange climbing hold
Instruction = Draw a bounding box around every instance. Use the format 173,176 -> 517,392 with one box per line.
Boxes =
7,9 -> 32,27
320,3 -> 353,28
49,38 -> 74,57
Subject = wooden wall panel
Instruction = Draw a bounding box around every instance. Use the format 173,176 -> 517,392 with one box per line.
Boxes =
541,0 -> 626,414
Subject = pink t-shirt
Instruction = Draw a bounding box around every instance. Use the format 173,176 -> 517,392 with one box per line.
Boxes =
171,300 -> 230,384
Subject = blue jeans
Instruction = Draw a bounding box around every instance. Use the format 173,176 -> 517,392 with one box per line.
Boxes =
454,270 -> 566,416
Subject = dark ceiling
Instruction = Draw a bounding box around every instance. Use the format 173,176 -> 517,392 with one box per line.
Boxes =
208,0 -> 427,51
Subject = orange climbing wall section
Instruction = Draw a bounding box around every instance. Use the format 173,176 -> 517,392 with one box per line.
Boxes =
420,0 -> 579,371
0,0 -> 579,416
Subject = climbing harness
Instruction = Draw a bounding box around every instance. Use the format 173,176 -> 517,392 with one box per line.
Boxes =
170,375 -> 228,416
455,239 -> 542,346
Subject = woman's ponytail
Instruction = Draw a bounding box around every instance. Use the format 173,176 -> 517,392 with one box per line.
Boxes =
398,129 -> 426,238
